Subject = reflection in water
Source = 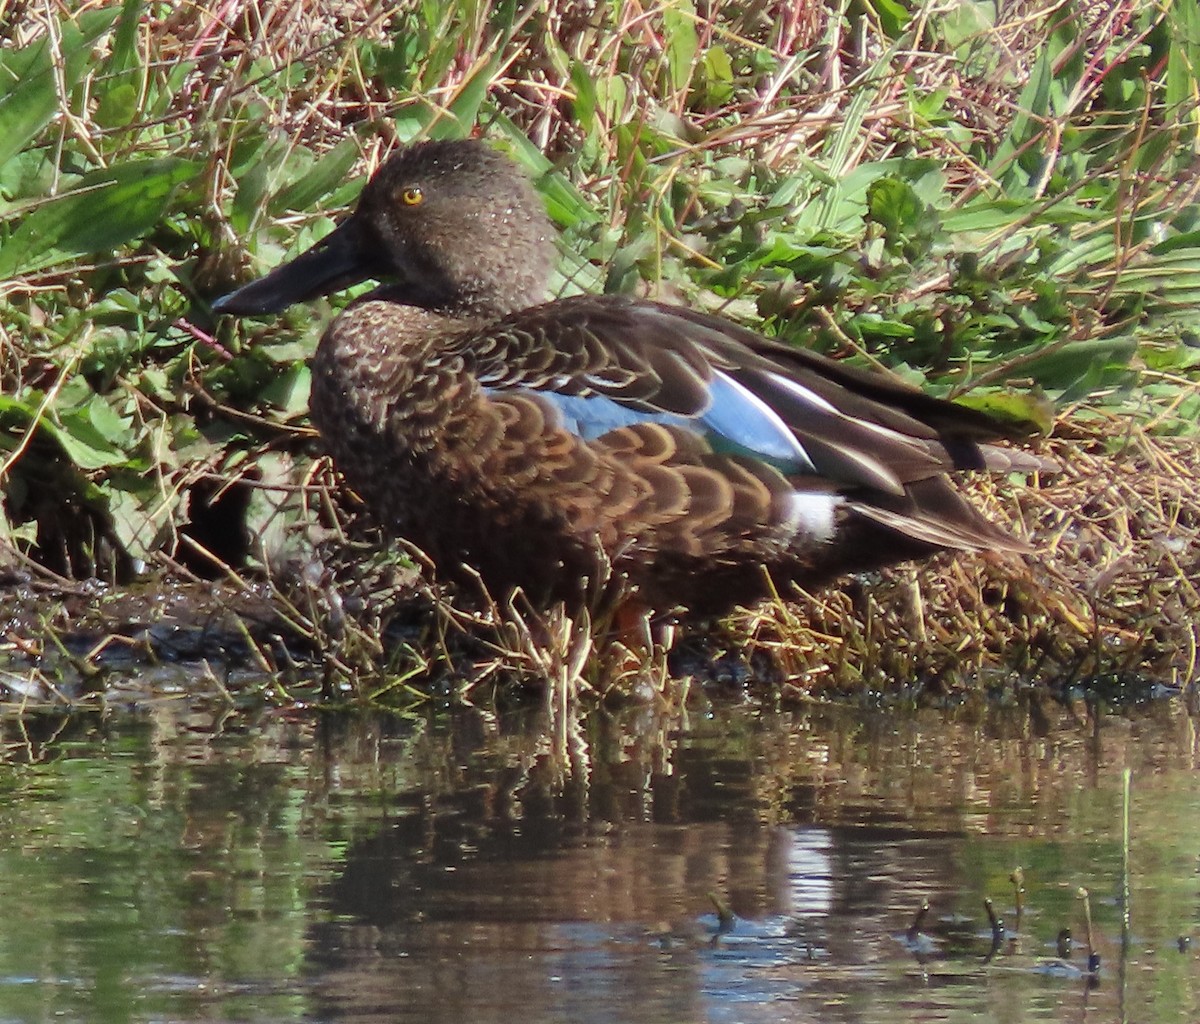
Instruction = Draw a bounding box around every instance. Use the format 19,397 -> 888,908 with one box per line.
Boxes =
0,698 -> 1196,1022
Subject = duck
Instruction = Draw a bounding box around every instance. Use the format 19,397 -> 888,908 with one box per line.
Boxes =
212,137 -> 1031,617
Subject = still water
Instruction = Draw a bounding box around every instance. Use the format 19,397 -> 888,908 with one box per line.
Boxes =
0,696 -> 1196,1023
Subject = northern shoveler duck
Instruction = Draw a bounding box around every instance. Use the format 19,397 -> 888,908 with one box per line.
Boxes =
213,138 -> 1030,616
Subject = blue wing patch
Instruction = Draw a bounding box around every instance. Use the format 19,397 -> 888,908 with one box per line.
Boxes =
493,373 -> 816,475
702,373 -> 814,471
536,392 -> 692,439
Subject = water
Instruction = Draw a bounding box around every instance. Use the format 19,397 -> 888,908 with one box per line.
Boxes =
0,697 -> 1196,1023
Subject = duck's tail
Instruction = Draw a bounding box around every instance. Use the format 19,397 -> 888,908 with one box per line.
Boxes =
847,475 -> 1032,557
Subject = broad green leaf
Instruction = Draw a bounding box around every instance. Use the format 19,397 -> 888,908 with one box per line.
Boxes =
855,314 -> 916,339
806,158 -> 941,234
1046,230 -> 1118,277
866,178 -> 925,233
955,391 -> 1056,434
662,0 -> 699,93
93,0 -> 144,129
938,0 -> 996,55
1100,249 -> 1200,304
0,8 -> 119,171
940,200 -> 1027,234
93,83 -> 140,131
259,363 -> 311,416
1152,229 -> 1200,255
0,393 -> 42,422
866,0 -> 910,38
569,60 -> 598,132
83,394 -> 134,446
698,46 -> 734,106
1167,0 -> 1200,124
272,139 -> 360,214
1022,335 -> 1138,392
990,44 -> 1053,187
243,449 -> 306,568
17,402 -> 129,472
231,157 -> 271,234
0,158 -> 202,279
105,485 -> 163,561
106,0 -> 143,76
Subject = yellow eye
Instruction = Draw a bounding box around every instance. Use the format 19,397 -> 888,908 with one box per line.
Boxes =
400,186 -> 424,206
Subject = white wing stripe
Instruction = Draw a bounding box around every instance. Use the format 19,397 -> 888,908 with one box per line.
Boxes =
765,370 -> 933,452
763,372 -> 841,414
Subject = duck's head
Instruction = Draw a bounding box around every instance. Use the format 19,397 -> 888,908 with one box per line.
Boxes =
212,138 -> 554,318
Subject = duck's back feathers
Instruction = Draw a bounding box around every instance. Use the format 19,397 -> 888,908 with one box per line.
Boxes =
457,293 -> 1017,501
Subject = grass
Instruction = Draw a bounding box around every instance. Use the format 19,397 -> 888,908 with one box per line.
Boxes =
3,0 -> 1200,706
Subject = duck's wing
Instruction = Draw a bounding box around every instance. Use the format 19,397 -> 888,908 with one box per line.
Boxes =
459,294 -> 1018,498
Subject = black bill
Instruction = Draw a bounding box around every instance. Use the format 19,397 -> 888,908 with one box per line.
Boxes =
211,218 -> 373,316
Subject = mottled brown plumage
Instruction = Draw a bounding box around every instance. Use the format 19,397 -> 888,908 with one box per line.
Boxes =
213,139 -> 1032,615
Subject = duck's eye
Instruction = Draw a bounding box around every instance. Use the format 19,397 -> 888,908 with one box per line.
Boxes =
400,186 -> 424,206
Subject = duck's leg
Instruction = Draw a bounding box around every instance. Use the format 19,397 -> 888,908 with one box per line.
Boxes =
612,598 -> 653,647
595,598 -> 677,695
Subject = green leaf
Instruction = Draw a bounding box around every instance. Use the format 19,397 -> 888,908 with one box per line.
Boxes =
84,393 -> 134,446
272,139 -> 360,214
93,83 -> 140,131
701,46 -> 734,105
259,363 -> 311,417
106,482 -> 172,562
1167,0 -> 1200,119
866,0 -> 911,38
93,0 -> 144,129
855,314 -> 916,339
231,156 -> 271,234
0,158 -> 202,279
1023,335 -> 1138,393
866,177 -> 923,234
1152,230 -> 1200,256
805,158 -> 942,233
424,56 -> 499,139
955,391 -> 1056,434
0,8 -> 119,171
940,200 -> 1026,234
1101,249 -> 1200,305
662,0 -> 699,93
52,422 -> 123,472
0,393 -> 41,425
569,61 -> 598,132
990,44 -> 1053,187
938,0 -> 995,54
106,0 -> 143,76
488,115 -> 603,229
